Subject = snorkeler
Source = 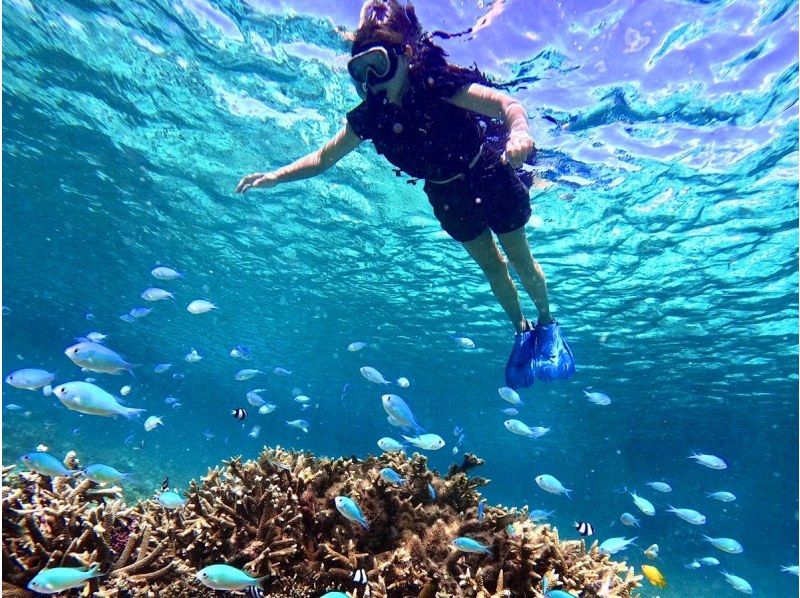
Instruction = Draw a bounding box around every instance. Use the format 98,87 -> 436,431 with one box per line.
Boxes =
235,0 -> 574,388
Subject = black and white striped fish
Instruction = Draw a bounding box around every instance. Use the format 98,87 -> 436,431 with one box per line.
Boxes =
575,521 -> 595,536
231,408 -> 247,420
353,567 -> 371,596
245,587 -> 263,598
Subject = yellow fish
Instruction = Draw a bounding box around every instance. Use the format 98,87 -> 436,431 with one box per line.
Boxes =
641,564 -> 666,588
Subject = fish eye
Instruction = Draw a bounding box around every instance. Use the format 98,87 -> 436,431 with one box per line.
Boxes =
72,348 -> 79,354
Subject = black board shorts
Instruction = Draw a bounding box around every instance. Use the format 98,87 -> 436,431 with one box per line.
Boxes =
423,151 -> 532,243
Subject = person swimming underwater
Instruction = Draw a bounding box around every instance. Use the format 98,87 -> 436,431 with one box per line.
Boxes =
235,0 -> 574,388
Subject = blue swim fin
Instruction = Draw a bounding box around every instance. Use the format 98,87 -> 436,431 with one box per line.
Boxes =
504,328 -> 536,389
533,320 -> 575,382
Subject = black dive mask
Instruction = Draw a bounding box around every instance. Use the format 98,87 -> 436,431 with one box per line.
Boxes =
348,45 -> 403,88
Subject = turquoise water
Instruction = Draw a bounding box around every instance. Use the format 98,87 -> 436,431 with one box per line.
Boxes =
3,0 -> 798,595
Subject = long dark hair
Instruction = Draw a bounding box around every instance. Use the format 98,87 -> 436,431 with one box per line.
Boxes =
351,0 -> 495,90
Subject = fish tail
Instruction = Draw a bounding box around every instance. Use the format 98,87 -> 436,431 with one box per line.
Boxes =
255,575 -> 269,588
86,563 -> 104,577
122,407 -> 146,420
125,363 -> 141,378
564,488 -> 573,500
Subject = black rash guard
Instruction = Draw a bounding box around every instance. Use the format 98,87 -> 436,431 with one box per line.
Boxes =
346,65 -> 498,181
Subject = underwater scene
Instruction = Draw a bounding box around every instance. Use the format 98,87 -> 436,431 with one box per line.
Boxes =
2,0 -> 798,596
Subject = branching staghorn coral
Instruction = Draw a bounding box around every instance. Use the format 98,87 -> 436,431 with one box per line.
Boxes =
3,448 -> 642,597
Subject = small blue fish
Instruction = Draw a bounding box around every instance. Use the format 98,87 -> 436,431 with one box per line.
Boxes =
129,307 -> 152,318
452,537 -> 491,555
151,266 -> 183,280
119,314 -> 136,323
195,564 -> 266,591
620,512 -> 640,527
427,483 -> 436,500
156,490 -> 186,509
530,509 -> 555,522
340,382 -> 350,400
6,368 -> 56,390
273,367 -> 292,376
477,500 -> 485,521
335,496 -> 369,529
286,419 -> 309,433
230,345 -> 252,360
21,453 -> 71,477
154,363 -> 172,374
501,407 -> 519,416
81,463 -> 132,484
453,426 -> 463,437
379,467 -> 405,485
28,564 -> 103,594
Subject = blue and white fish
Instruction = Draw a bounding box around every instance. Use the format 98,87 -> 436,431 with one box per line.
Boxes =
154,363 -> 172,374
477,500 -> 485,521
129,307 -> 152,318
382,394 -> 424,434
646,481 -> 672,493
453,337 -> 475,349
536,474 -> 572,498
620,512 -> 640,527
185,348 -> 202,363
151,266 -> 183,280
377,437 -> 405,452
452,537 -> 491,554
720,570 -> 753,594
53,382 -> 146,419
86,332 -> 107,343
286,419 -> 309,433
119,314 -> 136,323
498,386 -> 523,406
247,390 -> 267,406
427,483 -> 436,500
702,535 -> 743,554
187,299 -> 217,314
27,564 -> 103,594
379,467 -> 405,485
401,433 -> 445,451
273,367 -> 292,376
293,395 -> 312,405
195,564 -> 266,591
20,453 -> 71,477
667,505 -> 706,525
530,509 -> 555,522
598,536 -> 637,555
504,419 -> 548,438
501,407 -> 519,416
64,342 -> 137,376
334,496 -> 369,529
230,345 -> 252,359
781,565 -> 799,575
707,491 -> 736,502
583,390 -> 611,406
396,377 -> 410,388
361,366 -> 391,385
144,416 -> 164,432
630,491 -> 655,516
235,369 -> 263,381
258,403 -> 276,414
685,560 -> 701,570
348,342 -> 367,352
688,451 -> 727,469
141,287 -> 174,301
81,463 -> 132,484
156,490 -> 186,509
699,557 -> 720,566
6,368 -> 55,390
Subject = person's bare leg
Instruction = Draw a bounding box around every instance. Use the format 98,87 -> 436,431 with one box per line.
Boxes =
462,229 -> 529,333
497,226 -> 554,325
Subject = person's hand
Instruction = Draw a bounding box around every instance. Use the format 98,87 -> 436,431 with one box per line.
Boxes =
501,131 -> 536,167
235,172 -> 278,194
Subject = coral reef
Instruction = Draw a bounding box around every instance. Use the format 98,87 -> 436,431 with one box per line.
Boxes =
3,448 -> 641,597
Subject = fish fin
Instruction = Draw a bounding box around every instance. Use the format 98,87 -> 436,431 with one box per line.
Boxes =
86,563 -> 104,577
564,488 -> 573,500
122,407 -> 146,420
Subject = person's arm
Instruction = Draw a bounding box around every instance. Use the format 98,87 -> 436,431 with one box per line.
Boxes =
235,124 -> 364,193
444,83 -> 534,167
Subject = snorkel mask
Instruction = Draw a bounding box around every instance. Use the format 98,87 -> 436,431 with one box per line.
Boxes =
348,44 -> 404,91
